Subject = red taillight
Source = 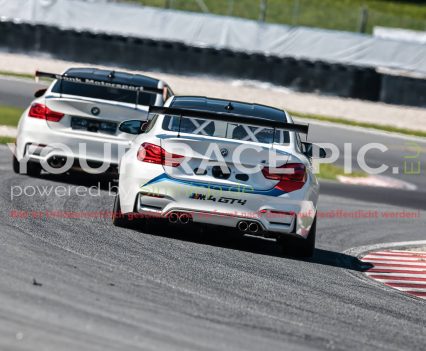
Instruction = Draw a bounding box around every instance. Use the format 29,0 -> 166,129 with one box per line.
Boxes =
137,142 -> 183,167
262,163 -> 306,192
28,103 -> 64,122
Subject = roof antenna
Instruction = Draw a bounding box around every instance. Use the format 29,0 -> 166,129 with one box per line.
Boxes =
108,71 -> 115,79
225,102 -> 234,111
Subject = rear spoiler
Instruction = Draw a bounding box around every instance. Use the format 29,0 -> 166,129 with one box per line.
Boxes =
149,106 -> 309,134
35,70 -> 164,96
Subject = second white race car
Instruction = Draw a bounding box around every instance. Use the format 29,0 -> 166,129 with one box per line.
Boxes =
114,96 -> 325,256
14,67 -> 173,176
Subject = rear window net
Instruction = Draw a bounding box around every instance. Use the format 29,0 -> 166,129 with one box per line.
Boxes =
162,115 -> 290,144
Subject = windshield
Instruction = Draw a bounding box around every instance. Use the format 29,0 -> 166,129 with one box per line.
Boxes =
162,115 -> 290,144
52,80 -> 158,106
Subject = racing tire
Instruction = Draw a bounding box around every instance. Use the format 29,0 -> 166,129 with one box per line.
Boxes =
112,194 -> 145,229
27,161 -> 42,177
13,155 -> 42,177
278,217 -> 316,258
12,155 -> 19,174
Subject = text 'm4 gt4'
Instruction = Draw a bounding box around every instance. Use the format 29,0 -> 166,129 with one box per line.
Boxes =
114,96 -> 326,257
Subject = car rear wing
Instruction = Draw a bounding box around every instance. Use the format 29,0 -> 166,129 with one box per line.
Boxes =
149,106 -> 309,135
35,70 -> 166,97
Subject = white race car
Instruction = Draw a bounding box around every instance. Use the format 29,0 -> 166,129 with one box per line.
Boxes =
114,96 -> 324,256
13,68 -> 173,176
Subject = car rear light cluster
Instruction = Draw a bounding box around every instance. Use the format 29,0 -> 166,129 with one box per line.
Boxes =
28,103 -> 64,122
262,163 -> 306,192
137,142 -> 184,167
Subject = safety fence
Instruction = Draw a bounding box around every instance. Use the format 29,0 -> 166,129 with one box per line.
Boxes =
0,20 -> 425,107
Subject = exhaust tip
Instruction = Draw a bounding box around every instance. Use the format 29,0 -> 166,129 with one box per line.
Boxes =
248,222 -> 259,233
179,213 -> 191,224
168,212 -> 179,224
47,156 -> 67,169
237,221 -> 248,232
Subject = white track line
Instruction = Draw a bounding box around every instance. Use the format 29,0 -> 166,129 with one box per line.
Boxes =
362,257 -> 426,262
388,250 -> 426,254
373,279 -> 426,285
366,265 -> 426,270
361,260 -> 426,266
362,256 -> 426,262
387,287 -> 426,292
367,251 -> 426,258
366,272 -> 426,278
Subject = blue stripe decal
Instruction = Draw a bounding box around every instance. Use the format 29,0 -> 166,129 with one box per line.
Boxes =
141,173 -> 285,197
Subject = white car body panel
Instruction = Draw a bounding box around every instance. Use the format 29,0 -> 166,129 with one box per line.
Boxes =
118,97 -> 319,238
16,68 -> 170,171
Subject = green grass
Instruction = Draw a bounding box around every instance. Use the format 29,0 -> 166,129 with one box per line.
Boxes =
0,136 -> 15,144
317,163 -> 366,180
0,71 -> 34,80
128,0 -> 426,33
0,105 -> 24,127
290,111 -> 426,138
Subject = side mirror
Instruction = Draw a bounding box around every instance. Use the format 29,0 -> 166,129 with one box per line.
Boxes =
118,120 -> 144,135
34,88 -> 47,98
301,142 -> 327,159
140,121 -> 149,133
318,147 -> 327,159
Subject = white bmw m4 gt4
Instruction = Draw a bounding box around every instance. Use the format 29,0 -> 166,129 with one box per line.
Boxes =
13,68 -> 173,177
114,96 -> 326,257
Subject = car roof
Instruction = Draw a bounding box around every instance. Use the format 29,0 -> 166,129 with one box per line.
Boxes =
170,96 -> 287,122
64,67 -> 162,89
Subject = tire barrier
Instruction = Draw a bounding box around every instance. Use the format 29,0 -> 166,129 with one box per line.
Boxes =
0,20 -> 422,107
380,74 -> 426,108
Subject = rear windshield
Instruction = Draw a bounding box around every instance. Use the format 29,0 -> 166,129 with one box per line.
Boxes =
162,115 -> 290,144
52,80 -> 158,106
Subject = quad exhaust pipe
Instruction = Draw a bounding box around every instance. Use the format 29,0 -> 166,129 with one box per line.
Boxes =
179,213 -> 191,224
237,221 -> 249,232
237,221 -> 260,234
248,222 -> 259,233
168,212 -> 192,224
168,212 -> 179,224
47,156 -> 67,169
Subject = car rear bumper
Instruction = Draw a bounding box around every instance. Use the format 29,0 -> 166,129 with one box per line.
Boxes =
16,117 -> 131,171
134,187 -> 317,238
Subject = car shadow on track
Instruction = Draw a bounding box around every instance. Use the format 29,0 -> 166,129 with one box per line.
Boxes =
38,172 -> 116,191
137,221 -> 371,272
30,173 -> 371,272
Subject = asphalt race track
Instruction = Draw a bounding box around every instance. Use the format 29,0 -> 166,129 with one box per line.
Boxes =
0,77 -> 425,350
1,147 -> 425,351
0,77 -> 46,108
